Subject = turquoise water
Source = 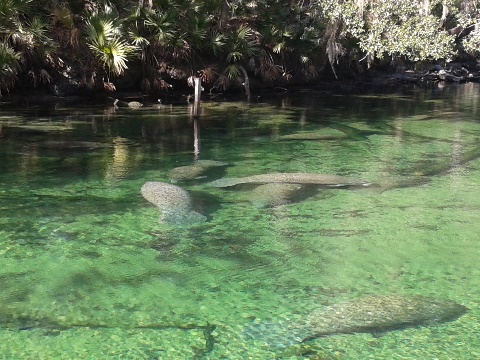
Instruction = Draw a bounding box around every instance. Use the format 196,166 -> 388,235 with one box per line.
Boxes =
0,84 -> 479,359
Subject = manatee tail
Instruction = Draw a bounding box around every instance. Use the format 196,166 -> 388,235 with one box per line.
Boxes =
208,177 -> 243,188
160,210 -> 207,226
242,319 -> 311,348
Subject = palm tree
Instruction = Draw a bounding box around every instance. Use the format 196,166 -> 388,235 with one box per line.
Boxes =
0,0 -> 59,91
84,2 -> 136,80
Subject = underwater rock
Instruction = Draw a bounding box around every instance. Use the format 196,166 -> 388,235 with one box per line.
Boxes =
168,160 -> 228,182
140,181 -> 206,225
248,183 -> 304,208
209,173 -> 372,188
243,294 -> 467,347
304,294 -> 467,339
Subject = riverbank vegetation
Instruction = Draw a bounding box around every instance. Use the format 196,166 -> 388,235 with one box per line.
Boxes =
1,0 -> 480,97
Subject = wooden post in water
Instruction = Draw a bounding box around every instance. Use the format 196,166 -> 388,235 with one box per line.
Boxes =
193,77 -> 202,118
193,117 -> 200,161
192,77 -> 202,160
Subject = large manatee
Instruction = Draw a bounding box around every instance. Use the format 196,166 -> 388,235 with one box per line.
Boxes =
243,294 -> 467,347
140,181 -> 206,225
209,173 -> 372,188
168,160 -> 228,182
304,294 -> 467,339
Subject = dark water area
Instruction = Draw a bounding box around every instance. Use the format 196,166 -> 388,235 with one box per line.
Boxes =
0,84 -> 479,358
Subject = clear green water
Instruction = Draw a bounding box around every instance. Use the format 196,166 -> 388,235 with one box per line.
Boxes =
0,85 -> 479,359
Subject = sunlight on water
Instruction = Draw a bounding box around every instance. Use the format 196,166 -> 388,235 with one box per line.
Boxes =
0,86 -> 479,358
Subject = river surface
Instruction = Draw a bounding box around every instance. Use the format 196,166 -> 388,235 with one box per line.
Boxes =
0,84 -> 479,359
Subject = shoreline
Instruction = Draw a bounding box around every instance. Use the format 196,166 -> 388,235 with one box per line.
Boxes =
1,65 -> 479,108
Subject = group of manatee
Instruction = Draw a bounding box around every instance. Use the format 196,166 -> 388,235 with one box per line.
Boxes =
140,117 -> 478,347
140,160 -> 469,348
140,160 -> 374,226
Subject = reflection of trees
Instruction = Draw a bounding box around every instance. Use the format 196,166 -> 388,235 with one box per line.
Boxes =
105,137 -> 130,181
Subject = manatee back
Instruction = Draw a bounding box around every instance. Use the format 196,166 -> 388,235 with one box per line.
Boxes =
141,181 -> 193,212
306,295 -> 468,337
249,183 -> 303,208
168,165 -> 205,182
140,181 -> 207,226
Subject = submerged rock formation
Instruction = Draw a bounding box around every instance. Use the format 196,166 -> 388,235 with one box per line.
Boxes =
243,294 -> 467,347
168,160 -> 229,182
209,173 -> 373,188
140,181 -> 206,225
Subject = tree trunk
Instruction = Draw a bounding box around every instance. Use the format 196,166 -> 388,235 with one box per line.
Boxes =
219,0 -> 229,29
138,0 -> 152,10
238,65 -> 251,101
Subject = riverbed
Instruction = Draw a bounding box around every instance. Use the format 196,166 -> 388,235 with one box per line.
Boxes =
0,84 -> 479,358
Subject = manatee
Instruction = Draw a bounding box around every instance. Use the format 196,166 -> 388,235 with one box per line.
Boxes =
304,294 -> 467,339
168,160 -> 228,182
243,294 -> 467,347
140,181 -> 206,225
113,98 -> 143,108
278,133 -> 349,141
209,173 -> 372,188
35,140 -> 107,150
126,101 -> 143,108
248,183 -> 304,208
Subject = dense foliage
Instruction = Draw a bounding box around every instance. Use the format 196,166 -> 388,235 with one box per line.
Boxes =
0,0 -> 479,95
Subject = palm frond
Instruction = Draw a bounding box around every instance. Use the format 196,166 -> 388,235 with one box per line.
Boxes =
88,37 -> 135,76
145,11 -> 177,44
225,25 -> 259,63
226,50 -> 243,62
258,56 -> 281,82
86,18 -> 117,47
212,74 -> 229,92
208,31 -> 226,56
128,26 -> 150,47
224,64 -> 241,79
0,42 -> 20,94
0,0 -> 32,20
273,42 -> 285,54
198,66 -> 217,84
